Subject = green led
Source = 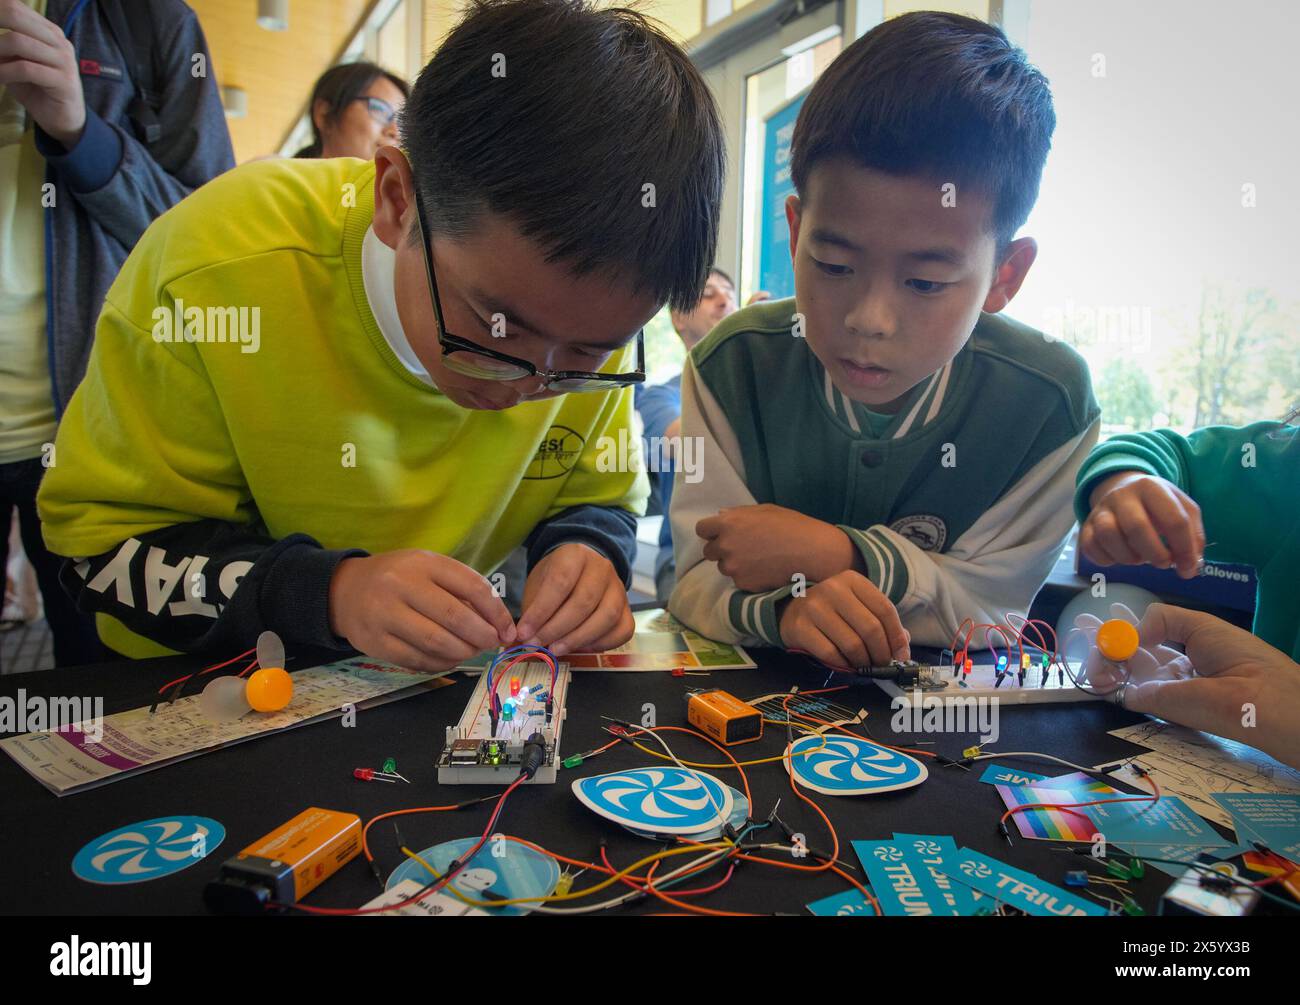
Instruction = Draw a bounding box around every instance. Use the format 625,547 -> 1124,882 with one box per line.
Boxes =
382,757 -> 396,774
1128,858 -> 1144,879
1122,898 -> 1145,916
491,755 -> 500,765
1107,859 -> 1131,880
563,754 -> 584,768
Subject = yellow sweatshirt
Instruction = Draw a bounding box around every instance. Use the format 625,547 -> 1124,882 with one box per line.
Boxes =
38,156 -> 647,657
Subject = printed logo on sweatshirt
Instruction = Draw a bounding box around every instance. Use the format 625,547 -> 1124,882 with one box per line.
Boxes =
79,58 -> 125,81
890,515 -> 947,552
525,425 -> 585,480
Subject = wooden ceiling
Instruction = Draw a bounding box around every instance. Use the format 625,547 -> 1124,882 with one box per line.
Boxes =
190,0 -> 378,163
191,1 -> 721,164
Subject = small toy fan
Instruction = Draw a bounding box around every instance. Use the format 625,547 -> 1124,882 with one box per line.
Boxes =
198,631 -> 294,721
1066,603 -> 1195,698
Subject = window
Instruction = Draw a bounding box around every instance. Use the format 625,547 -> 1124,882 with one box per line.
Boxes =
1006,0 -> 1298,434
739,30 -> 842,303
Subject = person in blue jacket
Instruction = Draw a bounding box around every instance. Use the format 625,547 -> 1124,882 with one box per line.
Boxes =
0,0 -> 234,666
636,268 -> 767,602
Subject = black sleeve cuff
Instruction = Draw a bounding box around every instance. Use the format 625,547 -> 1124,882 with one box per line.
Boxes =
259,541 -> 369,650
524,505 -> 638,589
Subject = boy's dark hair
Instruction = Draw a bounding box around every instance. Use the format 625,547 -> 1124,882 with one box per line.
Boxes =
401,0 -> 725,312
791,12 -> 1055,249
294,62 -> 409,158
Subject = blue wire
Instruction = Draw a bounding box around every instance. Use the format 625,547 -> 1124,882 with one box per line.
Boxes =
486,644 -> 557,713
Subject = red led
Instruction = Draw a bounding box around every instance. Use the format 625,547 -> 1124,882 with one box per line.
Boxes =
510,676 -> 521,696
354,767 -> 397,783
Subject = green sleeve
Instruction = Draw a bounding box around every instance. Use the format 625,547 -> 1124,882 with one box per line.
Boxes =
1073,423 -> 1298,569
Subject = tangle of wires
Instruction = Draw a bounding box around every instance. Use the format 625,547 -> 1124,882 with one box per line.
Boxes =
150,646 -> 260,713
946,613 -> 1127,699
485,644 -> 558,735
300,692 -> 894,917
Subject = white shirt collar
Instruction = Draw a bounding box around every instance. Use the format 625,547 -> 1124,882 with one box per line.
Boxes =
361,224 -> 435,386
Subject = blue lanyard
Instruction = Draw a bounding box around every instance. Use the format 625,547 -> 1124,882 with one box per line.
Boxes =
62,0 -> 93,36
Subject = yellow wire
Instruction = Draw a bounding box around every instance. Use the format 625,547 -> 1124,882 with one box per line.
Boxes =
391,720 -> 836,911
622,728 -> 828,769
400,839 -> 733,909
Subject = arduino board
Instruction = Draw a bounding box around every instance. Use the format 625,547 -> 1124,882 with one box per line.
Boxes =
437,660 -> 571,784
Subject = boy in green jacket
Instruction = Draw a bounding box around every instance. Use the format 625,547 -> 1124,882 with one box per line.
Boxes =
1075,413 -> 1299,661
668,13 -> 1099,666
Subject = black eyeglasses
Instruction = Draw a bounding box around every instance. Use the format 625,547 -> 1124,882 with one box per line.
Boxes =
412,189 -> 645,393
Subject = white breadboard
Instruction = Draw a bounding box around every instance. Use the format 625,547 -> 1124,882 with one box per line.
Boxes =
437,660 -> 571,784
875,662 -> 1102,706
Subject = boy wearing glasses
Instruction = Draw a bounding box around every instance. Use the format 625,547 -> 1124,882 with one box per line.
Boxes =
669,13 -> 1099,668
37,0 -> 724,668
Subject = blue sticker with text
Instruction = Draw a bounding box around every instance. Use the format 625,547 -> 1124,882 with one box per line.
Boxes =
978,763 -> 1049,787
893,833 -> 984,915
1085,794 -> 1229,848
933,847 -> 1107,916
1212,793 -> 1300,861
852,839 -> 962,916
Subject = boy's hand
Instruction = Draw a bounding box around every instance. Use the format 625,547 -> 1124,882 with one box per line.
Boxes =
0,0 -> 87,148
697,504 -> 859,592
1081,471 -> 1205,578
778,570 -> 909,669
328,550 -> 515,672
517,543 -> 633,657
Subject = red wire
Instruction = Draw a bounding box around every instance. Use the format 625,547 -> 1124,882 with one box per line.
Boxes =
276,774 -> 526,916
1001,775 -> 1163,830
599,845 -> 737,899
157,646 -> 256,695
490,651 -> 556,716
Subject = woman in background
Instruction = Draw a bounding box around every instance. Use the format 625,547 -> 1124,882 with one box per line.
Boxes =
294,62 -> 408,160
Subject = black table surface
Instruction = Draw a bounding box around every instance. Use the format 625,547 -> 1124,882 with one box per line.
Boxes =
0,644 -> 1220,917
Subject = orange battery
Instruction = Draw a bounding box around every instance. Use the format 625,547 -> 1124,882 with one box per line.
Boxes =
686,689 -> 762,745
204,807 -> 361,914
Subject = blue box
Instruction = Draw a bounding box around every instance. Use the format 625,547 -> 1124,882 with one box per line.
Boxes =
1075,552 -> 1256,613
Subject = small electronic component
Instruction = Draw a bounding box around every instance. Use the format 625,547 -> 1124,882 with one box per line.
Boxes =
204,807 -> 361,914
437,660 -> 570,784
854,660 -> 947,691
353,767 -> 397,783
685,689 -> 762,745
1159,856 -> 1260,917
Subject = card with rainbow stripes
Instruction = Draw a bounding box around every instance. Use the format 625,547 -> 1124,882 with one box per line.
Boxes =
996,772 -> 1122,841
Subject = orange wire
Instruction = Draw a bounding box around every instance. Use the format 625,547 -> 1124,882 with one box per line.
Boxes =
357,697 -> 896,915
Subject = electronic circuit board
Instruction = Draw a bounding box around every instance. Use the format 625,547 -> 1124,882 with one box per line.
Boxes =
874,661 -> 1103,706
436,659 -> 571,784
